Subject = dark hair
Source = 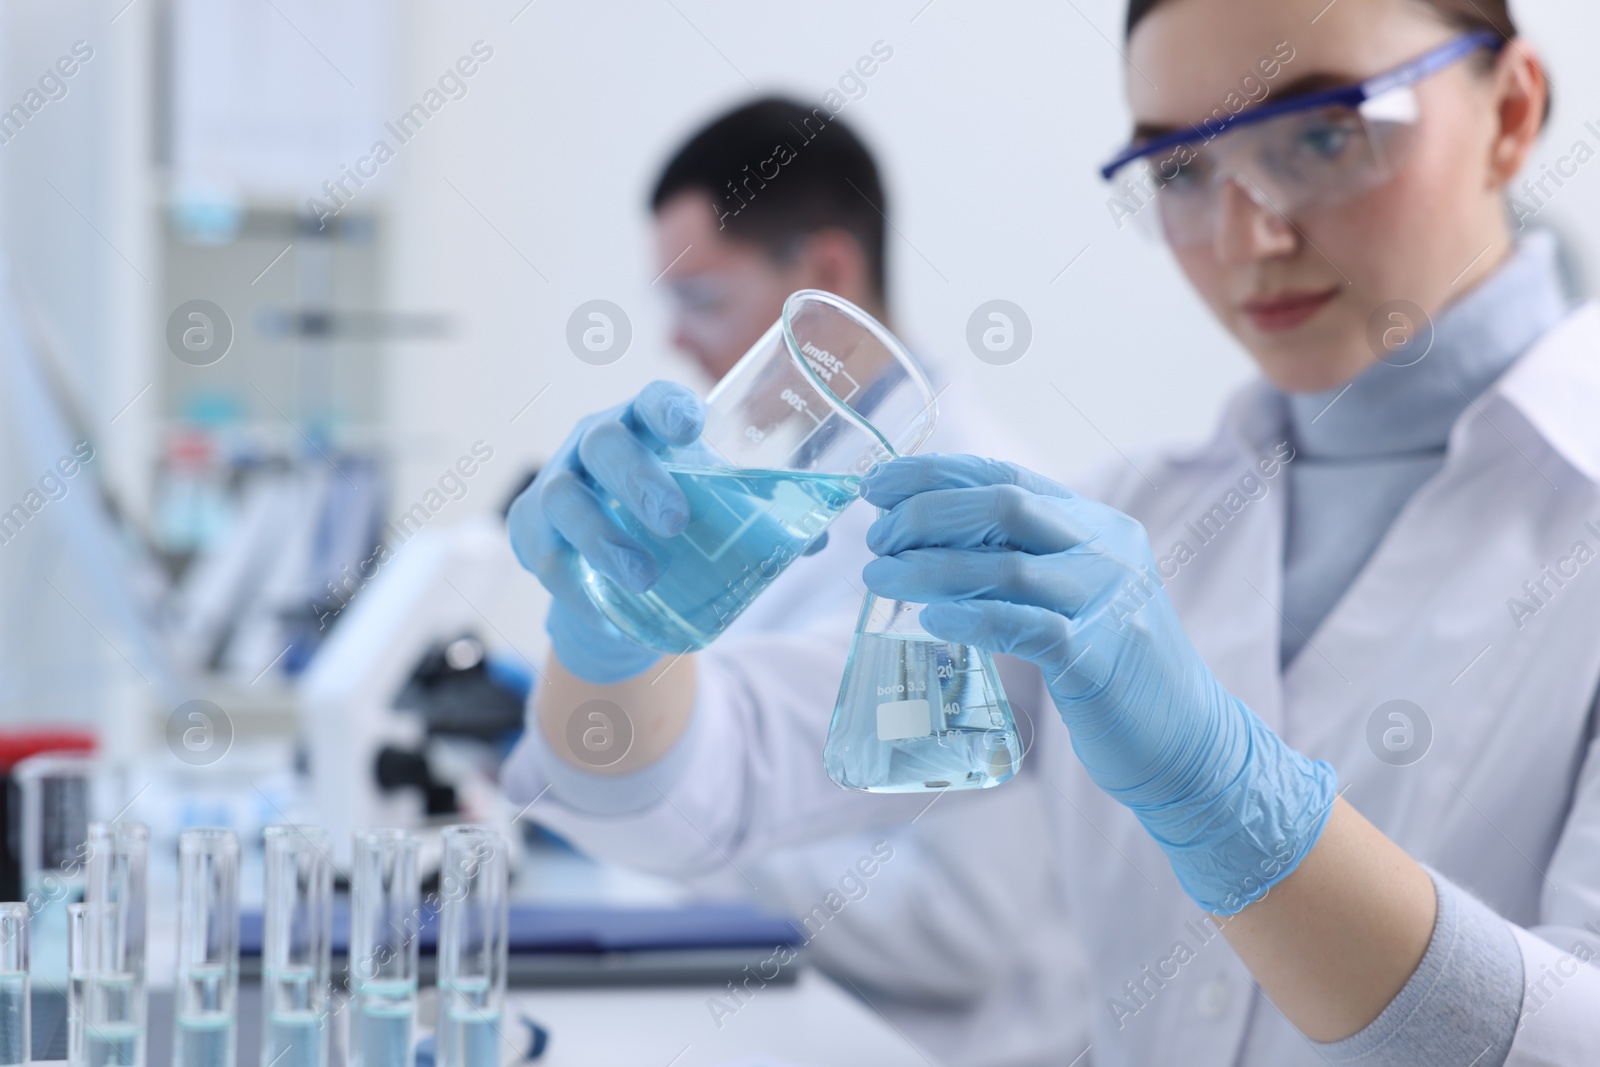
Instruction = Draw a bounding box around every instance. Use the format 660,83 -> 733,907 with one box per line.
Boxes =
1125,0 -> 1548,125
650,96 -> 888,299
1126,0 -> 1519,38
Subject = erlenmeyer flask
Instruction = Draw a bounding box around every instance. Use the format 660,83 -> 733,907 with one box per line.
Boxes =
824,583 -> 1023,793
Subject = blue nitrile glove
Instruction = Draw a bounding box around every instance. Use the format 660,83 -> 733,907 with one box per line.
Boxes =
506,381 -> 700,684
508,380 -> 832,684
860,454 -> 1337,914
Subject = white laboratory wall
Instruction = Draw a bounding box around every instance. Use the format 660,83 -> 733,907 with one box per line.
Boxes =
0,0 -> 158,731
382,0 -> 1600,523
0,0 -> 158,508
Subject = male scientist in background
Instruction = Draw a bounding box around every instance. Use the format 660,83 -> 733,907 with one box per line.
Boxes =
504,97 -> 1088,1065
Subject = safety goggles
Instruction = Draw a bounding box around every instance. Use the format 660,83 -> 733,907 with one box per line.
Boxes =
1099,31 -> 1505,248
662,269 -> 778,354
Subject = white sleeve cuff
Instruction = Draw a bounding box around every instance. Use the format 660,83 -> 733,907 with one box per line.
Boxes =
1507,923 -> 1600,1065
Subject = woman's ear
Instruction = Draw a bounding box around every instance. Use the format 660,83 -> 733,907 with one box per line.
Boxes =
1485,38 -> 1549,189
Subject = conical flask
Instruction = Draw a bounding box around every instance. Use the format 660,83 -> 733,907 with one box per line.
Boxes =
824,584 -> 1023,793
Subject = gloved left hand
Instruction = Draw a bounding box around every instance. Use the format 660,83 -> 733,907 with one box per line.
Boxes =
860,454 -> 1337,914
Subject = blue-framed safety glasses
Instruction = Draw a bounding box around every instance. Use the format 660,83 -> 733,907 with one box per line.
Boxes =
1099,31 -> 1506,247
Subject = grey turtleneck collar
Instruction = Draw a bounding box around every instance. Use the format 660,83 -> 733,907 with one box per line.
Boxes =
1279,231 -> 1572,667
1287,231 -> 1571,460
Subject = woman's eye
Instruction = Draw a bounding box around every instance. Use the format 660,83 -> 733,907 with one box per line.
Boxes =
1163,155 -> 1212,190
1296,122 -> 1357,160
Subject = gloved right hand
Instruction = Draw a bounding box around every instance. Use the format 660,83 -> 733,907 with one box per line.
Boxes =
507,381 -> 704,684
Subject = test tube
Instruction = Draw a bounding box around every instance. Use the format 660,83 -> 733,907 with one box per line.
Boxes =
260,827 -> 332,1067
85,822 -> 147,1067
66,902 -> 123,1067
15,754 -> 93,988
348,831 -> 419,1067
435,827 -> 507,1067
0,904 -> 29,1066
66,903 -> 88,1067
173,830 -> 239,1067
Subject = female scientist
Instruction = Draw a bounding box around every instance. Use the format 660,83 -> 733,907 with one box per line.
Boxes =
504,0 -> 1600,1062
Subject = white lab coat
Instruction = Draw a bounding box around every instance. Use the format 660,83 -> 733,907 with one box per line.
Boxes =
507,303 -> 1600,1065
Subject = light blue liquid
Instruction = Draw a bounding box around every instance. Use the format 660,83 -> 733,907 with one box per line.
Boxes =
263,1011 -> 320,1067
91,972 -> 139,1026
69,969 -> 88,1066
352,979 -> 414,1067
0,972 -> 26,1065
85,1021 -> 139,1067
581,465 -> 860,653
437,977 -> 499,1067
262,965 -> 324,1067
446,1013 -> 499,1067
83,972 -> 141,1067
824,632 -> 1022,792
174,1012 -> 233,1067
